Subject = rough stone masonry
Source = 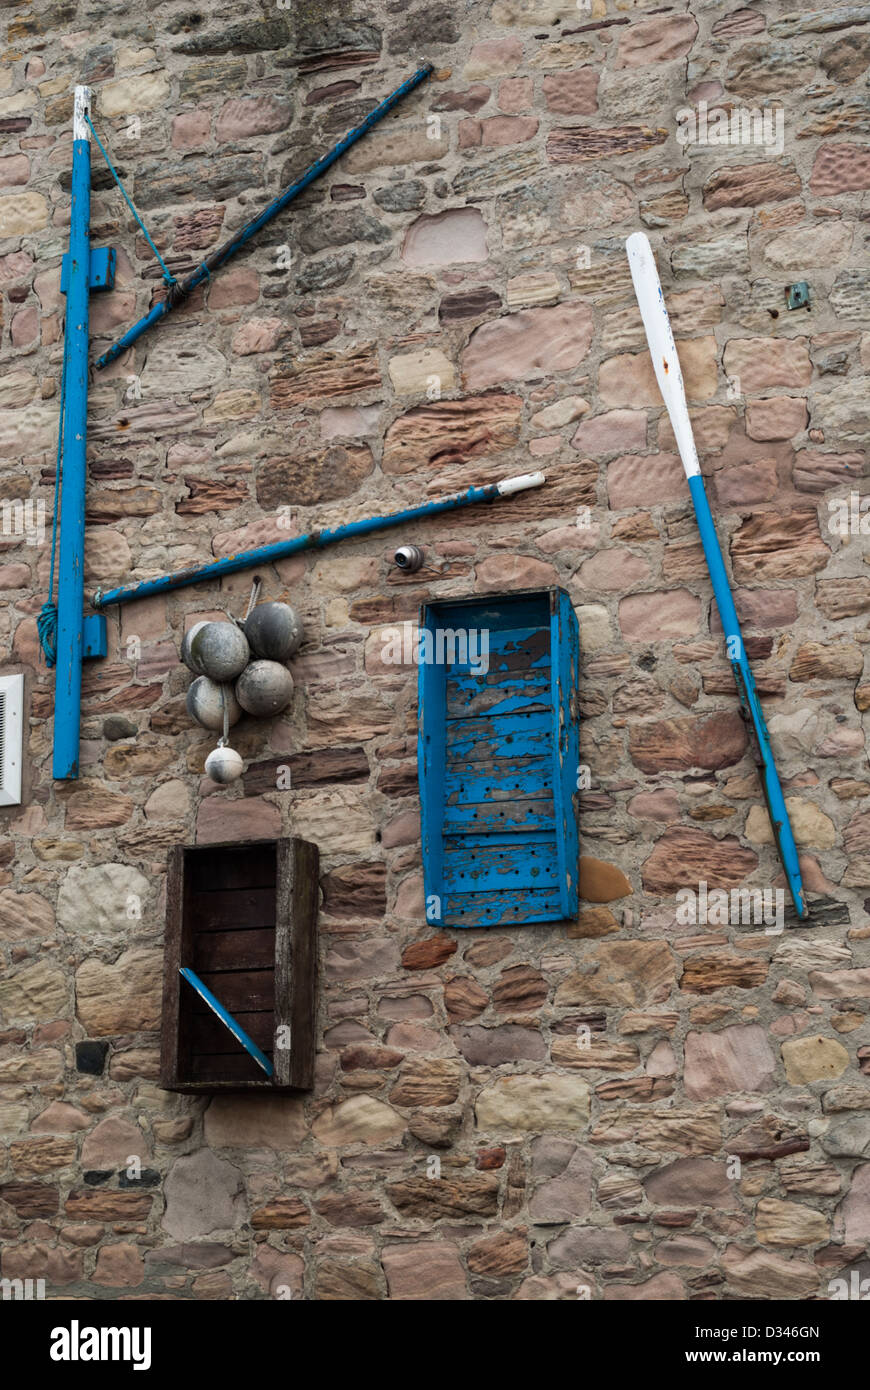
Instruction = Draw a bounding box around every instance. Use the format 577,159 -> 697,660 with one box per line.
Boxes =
0,0 -> 869,1301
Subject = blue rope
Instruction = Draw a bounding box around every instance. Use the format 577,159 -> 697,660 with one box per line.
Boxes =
38,346 -> 67,667
84,112 -> 176,287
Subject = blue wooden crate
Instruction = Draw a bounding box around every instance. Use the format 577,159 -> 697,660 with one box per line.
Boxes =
418,588 -> 580,928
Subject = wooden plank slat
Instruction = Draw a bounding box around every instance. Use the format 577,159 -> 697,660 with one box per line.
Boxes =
427,594 -> 551,638
190,1009 -> 275,1055
445,669 -> 551,718
185,842 -> 276,892
552,587 -> 581,921
274,838 -> 293,1090
187,887 -> 276,932
443,796 -> 555,834
159,845 -> 186,1089
193,928 -> 275,973
445,709 -> 552,763
443,624 -> 550,674
189,1051 -> 267,1083
445,754 -> 553,805
194,968 -> 274,1013
276,837 -> 320,1090
442,885 -> 565,927
443,839 -> 559,892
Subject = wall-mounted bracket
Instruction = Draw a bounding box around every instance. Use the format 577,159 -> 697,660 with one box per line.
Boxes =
785,281 -> 811,311
61,245 -> 115,294
82,613 -> 107,660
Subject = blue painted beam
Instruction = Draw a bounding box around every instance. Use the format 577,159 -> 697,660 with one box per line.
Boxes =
94,63 -> 434,371
689,473 -> 808,921
179,968 -> 274,1077
53,86 -> 92,781
92,473 -> 547,609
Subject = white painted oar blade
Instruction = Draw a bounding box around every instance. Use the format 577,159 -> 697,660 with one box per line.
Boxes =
625,231 -> 700,480
497,471 -> 546,495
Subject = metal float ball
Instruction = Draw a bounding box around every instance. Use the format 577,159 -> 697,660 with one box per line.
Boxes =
186,620 -> 250,681
180,620 -> 209,673
235,660 -> 294,717
186,676 -> 241,732
394,545 -> 424,572
204,744 -> 244,784
243,602 -> 304,662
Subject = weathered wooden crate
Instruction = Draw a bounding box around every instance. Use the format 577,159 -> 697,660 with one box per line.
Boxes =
160,838 -> 318,1092
418,588 -> 580,928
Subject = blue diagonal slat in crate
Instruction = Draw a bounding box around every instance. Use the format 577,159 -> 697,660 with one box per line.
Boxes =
179,967 -> 274,1077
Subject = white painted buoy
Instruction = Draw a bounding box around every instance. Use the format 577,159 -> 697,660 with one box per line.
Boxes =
243,602 -> 304,662
180,620 -> 209,673
186,676 -> 241,732
204,744 -> 244,784
235,660 -> 294,717
187,621 -> 250,681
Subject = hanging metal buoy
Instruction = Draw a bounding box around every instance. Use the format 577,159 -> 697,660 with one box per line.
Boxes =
185,620 -> 250,680
180,620 -> 208,672
235,660 -> 294,717
204,743 -> 244,783
243,601 -> 304,662
203,684 -> 244,783
186,676 -> 241,731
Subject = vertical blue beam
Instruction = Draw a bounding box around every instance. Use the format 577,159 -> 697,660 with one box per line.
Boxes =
551,589 -> 580,919
53,86 -> 91,780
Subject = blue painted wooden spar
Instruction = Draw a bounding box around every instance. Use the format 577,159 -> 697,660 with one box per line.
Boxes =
626,231 -> 808,921
688,472 -> 808,918
418,589 -> 580,928
94,62 -> 433,371
92,473 -> 546,609
52,88 -> 93,780
179,967 -> 274,1077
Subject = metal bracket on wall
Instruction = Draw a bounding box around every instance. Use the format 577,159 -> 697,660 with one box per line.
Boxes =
82,614 -> 107,659
785,281 -> 811,311
60,246 -> 116,294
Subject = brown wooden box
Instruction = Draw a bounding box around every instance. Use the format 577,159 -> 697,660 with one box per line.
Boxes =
160,837 -> 319,1092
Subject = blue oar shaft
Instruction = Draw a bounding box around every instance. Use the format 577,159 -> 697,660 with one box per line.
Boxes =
94,63 -> 433,370
92,472 -> 546,609
688,474 -> 807,920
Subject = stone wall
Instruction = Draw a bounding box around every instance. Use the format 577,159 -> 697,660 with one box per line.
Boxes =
1,0 -> 869,1300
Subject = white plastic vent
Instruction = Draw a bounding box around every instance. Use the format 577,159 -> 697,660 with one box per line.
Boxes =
0,674 -> 24,806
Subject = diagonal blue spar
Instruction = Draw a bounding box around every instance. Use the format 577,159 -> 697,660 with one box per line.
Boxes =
94,63 -> 434,371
